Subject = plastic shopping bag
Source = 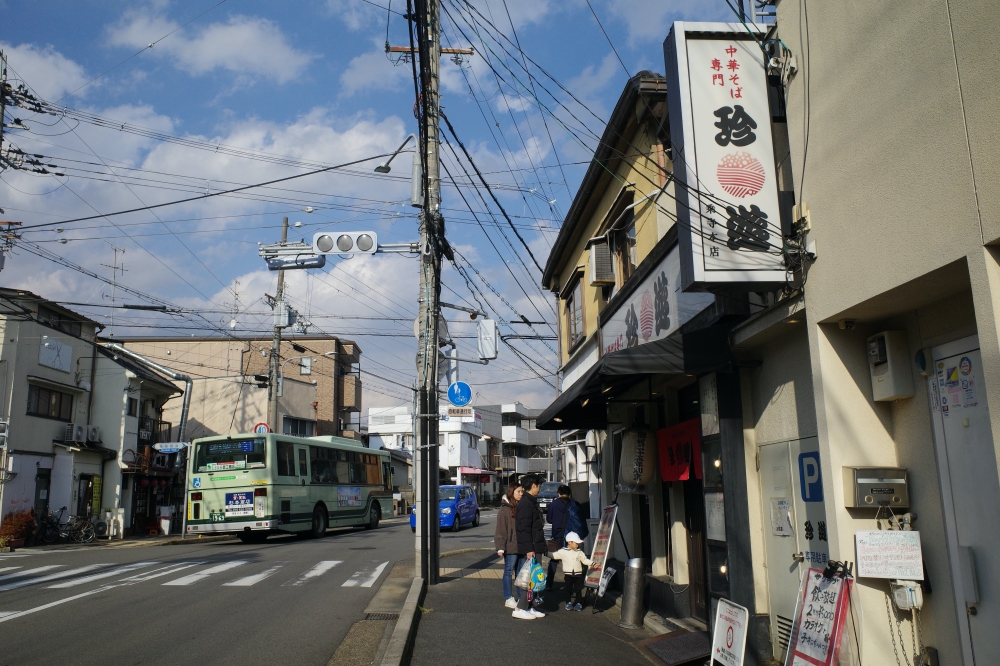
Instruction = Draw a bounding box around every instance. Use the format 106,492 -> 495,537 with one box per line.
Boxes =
514,557 -> 534,590
529,559 -> 547,592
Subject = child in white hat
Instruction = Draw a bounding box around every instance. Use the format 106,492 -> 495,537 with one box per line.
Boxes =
551,531 -> 592,611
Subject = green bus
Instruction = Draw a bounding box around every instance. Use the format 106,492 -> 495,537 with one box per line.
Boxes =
185,433 -> 391,543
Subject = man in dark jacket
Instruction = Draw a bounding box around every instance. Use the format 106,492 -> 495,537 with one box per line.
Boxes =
513,474 -> 547,619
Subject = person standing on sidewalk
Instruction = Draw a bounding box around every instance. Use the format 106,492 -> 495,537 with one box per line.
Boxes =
512,473 -> 547,620
545,485 -> 572,584
551,532 -> 592,611
495,481 -> 523,609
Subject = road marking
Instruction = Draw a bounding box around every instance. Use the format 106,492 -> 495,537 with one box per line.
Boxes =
0,584 -> 118,624
119,562 -> 204,583
342,561 -> 388,588
48,562 -> 159,589
224,562 -> 287,587
0,565 -> 111,591
0,566 -> 62,582
0,567 -> 22,575
283,560 -> 342,587
163,561 -> 246,586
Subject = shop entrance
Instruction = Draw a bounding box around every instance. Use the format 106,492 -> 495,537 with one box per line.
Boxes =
34,469 -> 51,519
684,478 -> 707,620
929,336 -> 1000,665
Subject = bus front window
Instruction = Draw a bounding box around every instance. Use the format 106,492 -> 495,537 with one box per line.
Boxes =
194,438 -> 266,472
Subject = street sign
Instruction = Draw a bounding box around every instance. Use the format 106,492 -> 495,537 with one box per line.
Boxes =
254,422 -> 270,434
447,381 -> 472,407
447,407 -> 473,417
153,442 -> 187,454
710,598 -> 749,666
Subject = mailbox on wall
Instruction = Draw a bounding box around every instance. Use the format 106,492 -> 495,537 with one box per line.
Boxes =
843,466 -> 910,509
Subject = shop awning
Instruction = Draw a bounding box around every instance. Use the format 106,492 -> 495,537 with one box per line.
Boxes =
53,439 -> 119,460
536,323 -> 734,430
458,467 -> 495,475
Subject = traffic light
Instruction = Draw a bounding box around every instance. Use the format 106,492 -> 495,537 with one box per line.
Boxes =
253,375 -> 269,389
313,231 -> 377,255
0,421 -> 7,449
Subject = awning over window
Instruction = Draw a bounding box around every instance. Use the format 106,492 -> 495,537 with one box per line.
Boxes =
536,324 -> 733,430
458,467 -> 495,475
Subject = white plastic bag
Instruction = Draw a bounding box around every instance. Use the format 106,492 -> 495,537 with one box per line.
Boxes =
514,557 -> 533,590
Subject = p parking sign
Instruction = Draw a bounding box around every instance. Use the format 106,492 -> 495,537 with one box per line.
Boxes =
799,452 -> 823,502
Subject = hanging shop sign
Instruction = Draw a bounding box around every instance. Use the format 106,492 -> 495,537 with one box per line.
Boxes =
617,429 -> 658,493
601,244 -> 714,355
785,568 -> 855,666
657,418 -> 703,481
711,597 -> 749,666
585,504 -> 618,589
665,22 -> 787,288
855,530 -> 924,580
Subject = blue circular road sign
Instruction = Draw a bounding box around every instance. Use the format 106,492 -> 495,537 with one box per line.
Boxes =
448,381 -> 472,407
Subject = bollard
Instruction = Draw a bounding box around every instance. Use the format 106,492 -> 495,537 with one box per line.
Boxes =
618,557 -> 646,629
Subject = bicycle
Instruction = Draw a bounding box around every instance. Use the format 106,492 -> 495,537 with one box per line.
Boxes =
36,507 -> 96,544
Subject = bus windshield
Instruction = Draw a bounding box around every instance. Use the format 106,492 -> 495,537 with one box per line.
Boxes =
194,438 -> 266,472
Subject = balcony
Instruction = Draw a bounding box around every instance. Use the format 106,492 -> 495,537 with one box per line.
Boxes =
502,425 -> 528,445
338,375 -> 362,412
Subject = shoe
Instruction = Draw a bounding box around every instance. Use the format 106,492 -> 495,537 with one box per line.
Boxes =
512,609 -> 536,620
565,602 -> 573,611
574,603 -> 583,611
529,608 -> 546,618
504,597 -> 518,609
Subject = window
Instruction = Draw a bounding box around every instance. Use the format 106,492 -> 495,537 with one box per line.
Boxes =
614,216 -> 637,285
37,305 -> 82,337
126,397 -> 138,417
27,385 -> 73,421
299,357 -> 312,375
193,438 -> 266,473
297,448 -> 308,476
277,441 -> 296,476
565,278 -> 584,349
283,416 -> 315,437
310,446 -> 337,484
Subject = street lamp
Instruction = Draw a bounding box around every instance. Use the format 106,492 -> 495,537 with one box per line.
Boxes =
374,134 -> 416,173
277,351 -> 336,398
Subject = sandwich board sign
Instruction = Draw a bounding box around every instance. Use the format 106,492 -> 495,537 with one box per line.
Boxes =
585,504 -> 618,590
711,598 -> 749,666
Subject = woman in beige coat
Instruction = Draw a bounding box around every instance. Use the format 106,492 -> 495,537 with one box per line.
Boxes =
494,482 -> 523,608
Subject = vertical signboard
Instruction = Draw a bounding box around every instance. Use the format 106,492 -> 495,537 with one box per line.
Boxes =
585,505 -> 619,589
711,598 -> 749,666
665,22 -> 787,288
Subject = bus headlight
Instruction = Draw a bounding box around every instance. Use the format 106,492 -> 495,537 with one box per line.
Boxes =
441,507 -> 452,515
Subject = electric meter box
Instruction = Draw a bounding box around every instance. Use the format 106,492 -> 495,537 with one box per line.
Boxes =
867,330 -> 914,401
843,466 -> 909,509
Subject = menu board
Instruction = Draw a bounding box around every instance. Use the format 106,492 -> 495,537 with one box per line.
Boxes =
785,568 -> 852,666
585,505 -> 618,589
855,530 -> 924,580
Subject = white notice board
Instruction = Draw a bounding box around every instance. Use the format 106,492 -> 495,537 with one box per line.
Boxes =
711,598 -> 748,666
855,530 -> 924,579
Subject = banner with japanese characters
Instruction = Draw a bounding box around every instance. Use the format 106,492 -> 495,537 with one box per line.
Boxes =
665,23 -> 787,288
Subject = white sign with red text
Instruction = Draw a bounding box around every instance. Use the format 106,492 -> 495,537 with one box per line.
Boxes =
711,598 -> 749,666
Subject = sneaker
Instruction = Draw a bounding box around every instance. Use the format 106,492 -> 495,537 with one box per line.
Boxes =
512,609 -> 536,620
574,603 -> 583,612
528,608 -> 546,618
564,602 -> 573,611
504,597 -> 518,609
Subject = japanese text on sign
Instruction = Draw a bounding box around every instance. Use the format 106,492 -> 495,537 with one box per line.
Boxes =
855,530 -> 924,579
585,505 -> 618,589
787,568 -> 853,666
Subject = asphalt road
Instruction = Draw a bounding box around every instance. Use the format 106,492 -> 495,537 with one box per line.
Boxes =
0,511 -> 498,666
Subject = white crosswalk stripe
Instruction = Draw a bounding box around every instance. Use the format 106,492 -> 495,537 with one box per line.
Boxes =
342,561 -> 388,588
163,561 -> 246,586
224,562 -> 287,587
0,565 -> 110,592
48,562 -> 159,589
0,567 -> 22,575
283,560 -> 342,587
0,566 -> 63,584
120,562 -> 204,583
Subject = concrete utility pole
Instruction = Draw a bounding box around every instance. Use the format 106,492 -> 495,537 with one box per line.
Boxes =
415,0 -> 443,586
267,216 -> 289,433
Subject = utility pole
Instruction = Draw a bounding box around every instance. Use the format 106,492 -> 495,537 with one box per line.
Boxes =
267,216 -> 289,433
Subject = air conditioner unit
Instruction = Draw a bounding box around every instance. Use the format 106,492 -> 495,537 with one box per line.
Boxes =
87,425 -> 102,443
588,236 -> 615,285
65,423 -> 86,443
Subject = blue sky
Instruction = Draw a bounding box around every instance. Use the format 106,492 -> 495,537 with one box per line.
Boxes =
0,0 -> 731,410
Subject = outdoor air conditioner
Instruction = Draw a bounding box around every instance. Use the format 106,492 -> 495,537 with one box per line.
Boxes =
588,236 -> 615,285
87,425 -> 102,443
65,423 -> 86,443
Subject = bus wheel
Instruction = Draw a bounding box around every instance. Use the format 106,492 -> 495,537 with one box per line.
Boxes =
311,505 -> 328,539
365,503 -> 380,530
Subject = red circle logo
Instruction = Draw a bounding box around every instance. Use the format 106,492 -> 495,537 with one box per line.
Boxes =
726,625 -> 734,648
254,422 -> 270,434
717,151 -> 765,198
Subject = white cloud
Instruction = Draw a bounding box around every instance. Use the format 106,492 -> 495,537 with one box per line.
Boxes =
0,42 -> 90,100
600,0 -> 732,44
340,48 -> 411,96
326,0 -> 384,31
107,13 -> 314,84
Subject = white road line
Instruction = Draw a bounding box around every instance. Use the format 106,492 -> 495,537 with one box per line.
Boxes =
119,562 -> 204,583
282,560 -> 342,587
0,611 -> 18,618
223,562 -> 287,587
0,566 -> 63,583
0,564 -> 111,591
0,583 -> 118,624
0,567 -> 22,575
48,562 -> 159,589
342,561 -> 388,588
163,561 -> 246,586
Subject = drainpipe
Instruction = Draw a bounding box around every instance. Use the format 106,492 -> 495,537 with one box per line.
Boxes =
86,325 -> 103,423
102,343 -> 193,443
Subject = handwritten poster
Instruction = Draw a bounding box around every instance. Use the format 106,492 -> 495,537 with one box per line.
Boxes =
855,530 -> 924,580
770,497 -> 793,536
585,505 -> 618,589
785,568 -> 852,666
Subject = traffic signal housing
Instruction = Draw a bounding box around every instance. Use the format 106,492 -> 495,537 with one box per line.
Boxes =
313,231 -> 378,255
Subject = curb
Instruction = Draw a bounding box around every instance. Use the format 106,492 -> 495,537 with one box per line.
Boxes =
23,534 -> 236,551
378,576 -> 426,666
439,547 -> 495,558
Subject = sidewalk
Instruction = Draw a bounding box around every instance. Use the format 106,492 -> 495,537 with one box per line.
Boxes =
409,549 -> 662,666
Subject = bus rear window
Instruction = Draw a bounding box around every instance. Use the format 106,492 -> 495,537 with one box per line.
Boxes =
195,438 -> 266,472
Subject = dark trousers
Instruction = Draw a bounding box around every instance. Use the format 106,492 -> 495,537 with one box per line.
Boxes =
564,574 -> 584,604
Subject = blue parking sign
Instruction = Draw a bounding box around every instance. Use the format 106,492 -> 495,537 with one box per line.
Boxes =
798,452 -> 823,502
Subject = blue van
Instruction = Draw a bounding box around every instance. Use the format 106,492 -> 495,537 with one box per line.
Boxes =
410,485 -> 480,532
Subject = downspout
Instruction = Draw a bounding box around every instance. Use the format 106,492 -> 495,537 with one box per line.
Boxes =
102,343 -> 192,443
87,325 -> 103,423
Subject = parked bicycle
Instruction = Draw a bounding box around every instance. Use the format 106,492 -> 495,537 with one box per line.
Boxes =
36,507 -> 96,544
